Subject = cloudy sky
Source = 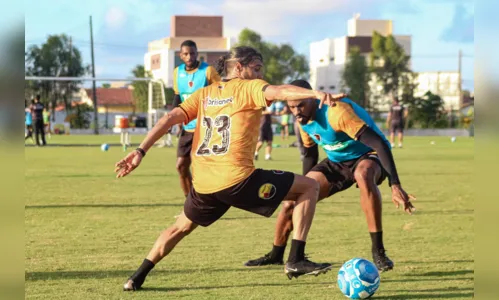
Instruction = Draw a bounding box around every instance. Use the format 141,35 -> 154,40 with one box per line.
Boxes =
25,0 -> 474,90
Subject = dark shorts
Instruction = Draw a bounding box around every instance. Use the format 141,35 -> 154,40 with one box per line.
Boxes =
184,169 -> 295,227
177,129 -> 194,157
390,121 -> 404,134
310,153 -> 387,197
258,125 -> 273,142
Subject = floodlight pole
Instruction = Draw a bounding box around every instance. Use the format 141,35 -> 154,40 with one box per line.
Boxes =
90,15 -> 99,134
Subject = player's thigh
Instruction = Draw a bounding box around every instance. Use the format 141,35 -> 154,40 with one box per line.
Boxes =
353,156 -> 383,184
283,173 -> 319,201
306,171 -> 332,201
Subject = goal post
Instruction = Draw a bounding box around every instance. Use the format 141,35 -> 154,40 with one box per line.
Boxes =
24,76 -> 168,133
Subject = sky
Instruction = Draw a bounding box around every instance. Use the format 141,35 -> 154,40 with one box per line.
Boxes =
24,0 -> 474,91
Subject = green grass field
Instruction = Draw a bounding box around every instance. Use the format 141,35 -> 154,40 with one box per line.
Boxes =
25,136 -> 474,299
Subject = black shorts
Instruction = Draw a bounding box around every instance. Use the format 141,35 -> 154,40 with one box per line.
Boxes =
310,153 -> 387,197
184,169 -> 295,227
258,126 -> 273,142
390,121 -> 404,134
177,129 -> 194,157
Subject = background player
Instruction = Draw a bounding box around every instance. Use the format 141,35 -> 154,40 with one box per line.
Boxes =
244,80 -> 415,272
116,47 -> 345,291
255,102 -> 276,160
386,97 -> 408,148
171,40 -> 221,197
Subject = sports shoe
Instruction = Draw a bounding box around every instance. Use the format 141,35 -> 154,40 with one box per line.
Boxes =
284,258 -> 332,279
123,279 -> 138,291
244,252 -> 283,266
254,153 -> 259,160
372,249 -> 394,272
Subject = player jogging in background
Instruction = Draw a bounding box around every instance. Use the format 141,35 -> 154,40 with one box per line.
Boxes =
115,47 -> 347,291
386,97 -> 408,148
279,102 -> 291,141
244,80 -> 416,272
255,102 -> 276,161
171,40 -> 221,197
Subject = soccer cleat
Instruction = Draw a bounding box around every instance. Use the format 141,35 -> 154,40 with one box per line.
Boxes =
244,252 -> 283,266
123,279 -> 138,291
284,259 -> 332,279
372,249 -> 394,272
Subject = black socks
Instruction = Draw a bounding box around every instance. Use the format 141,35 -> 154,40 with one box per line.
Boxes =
287,239 -> 306,263
130,259 -> 155,288
370,231 -> 385,252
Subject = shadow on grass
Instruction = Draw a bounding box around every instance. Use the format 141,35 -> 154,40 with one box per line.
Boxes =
399,259 -> 473,265
25,267 -> 308,281
406,270 -> 474,277
376,287 -> 474,299
25,203 -> 184,209
143,281 -> 330,292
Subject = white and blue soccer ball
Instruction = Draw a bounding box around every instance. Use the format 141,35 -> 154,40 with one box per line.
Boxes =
337,258 -> 380,299
101,144 -> 110,152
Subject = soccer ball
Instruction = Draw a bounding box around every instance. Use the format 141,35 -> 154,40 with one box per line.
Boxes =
101,144 -> 110,151
337,258 -> 380,299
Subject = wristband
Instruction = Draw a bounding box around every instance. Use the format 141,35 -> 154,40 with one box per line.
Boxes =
136,148 -> 146,157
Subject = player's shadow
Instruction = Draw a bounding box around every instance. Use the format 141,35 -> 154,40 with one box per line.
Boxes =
143,281 -> 330,292
406,269 -> 474,277
375,287 -> 474,299
25,203 -> 184,209
399,259 -> 473,265
25,267 -> 284,281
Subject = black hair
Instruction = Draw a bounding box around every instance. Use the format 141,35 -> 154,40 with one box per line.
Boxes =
180,40 -> 197,50
35,94 -> 41,101
215,46 -> 263,77
289,79 -> 312,90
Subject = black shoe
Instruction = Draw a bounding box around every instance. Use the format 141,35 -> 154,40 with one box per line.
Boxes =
254,153 -> 259,160
372,249 -> 394,272
123,279 -> 138,291
284,258 -> 332,279
244,252 -> 283,267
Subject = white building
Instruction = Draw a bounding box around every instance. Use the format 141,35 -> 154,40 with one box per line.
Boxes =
144,16 -> 232,89
414,71 -> 461,110
309,15 -> 411,110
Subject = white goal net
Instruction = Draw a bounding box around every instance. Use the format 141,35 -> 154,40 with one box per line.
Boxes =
24,76 -> 169,133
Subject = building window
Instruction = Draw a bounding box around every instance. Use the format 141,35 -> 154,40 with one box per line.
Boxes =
329,85 -> 335,90
319,86 -> 324,90
330,57 -> 334,61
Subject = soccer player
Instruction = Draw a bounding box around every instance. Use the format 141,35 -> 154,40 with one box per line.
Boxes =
244,80 -> 415,272
30,95 -> 46,146
279,102 -> 291,141
115,47 -> 346,291
171,40 -> 221,197
255,102 -> 276,160
386,98 -> 408,148
25,100 -> 34,143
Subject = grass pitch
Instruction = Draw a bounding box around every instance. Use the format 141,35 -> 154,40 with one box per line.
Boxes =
25,136 -> 474,299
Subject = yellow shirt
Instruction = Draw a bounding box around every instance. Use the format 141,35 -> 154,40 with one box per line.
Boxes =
180,78 -> 270,193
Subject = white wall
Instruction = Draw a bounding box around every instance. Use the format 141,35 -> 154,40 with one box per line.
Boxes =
144,49 -> 175,87
348,19 -> 392,36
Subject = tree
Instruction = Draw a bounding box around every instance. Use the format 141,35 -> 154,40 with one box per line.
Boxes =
236,28 -> 308,84
102,83 -> 111,88
131,65 -> 150,113
369,32 -> 412,100
341,47 -> 369,107
410,91 -> 447,128
25,34 -> 88,115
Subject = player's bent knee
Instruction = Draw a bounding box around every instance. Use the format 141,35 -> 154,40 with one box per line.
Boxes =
354,167 -> 376,185
281,201 -> 295,213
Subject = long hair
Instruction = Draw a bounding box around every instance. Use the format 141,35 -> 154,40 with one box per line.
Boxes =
215,46 -> 263,77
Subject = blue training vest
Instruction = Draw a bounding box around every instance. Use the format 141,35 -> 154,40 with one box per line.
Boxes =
300,98 -> 390,163
176,62 -> 210,131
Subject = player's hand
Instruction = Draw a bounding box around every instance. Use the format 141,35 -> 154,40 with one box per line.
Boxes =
115,150 -> 143,178
391,184 -> 416,215
316,92 -> 348,108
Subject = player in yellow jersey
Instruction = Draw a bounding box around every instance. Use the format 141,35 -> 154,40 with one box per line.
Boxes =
115,46 -> 346,291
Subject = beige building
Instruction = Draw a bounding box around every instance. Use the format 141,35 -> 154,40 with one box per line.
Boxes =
144,16 -> 232,88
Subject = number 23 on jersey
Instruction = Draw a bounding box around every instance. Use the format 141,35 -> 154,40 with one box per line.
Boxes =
196,115 -> 231,156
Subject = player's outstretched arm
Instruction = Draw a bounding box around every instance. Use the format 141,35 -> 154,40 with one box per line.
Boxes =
114,108 -> 187,178
263,85 -> 346,107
